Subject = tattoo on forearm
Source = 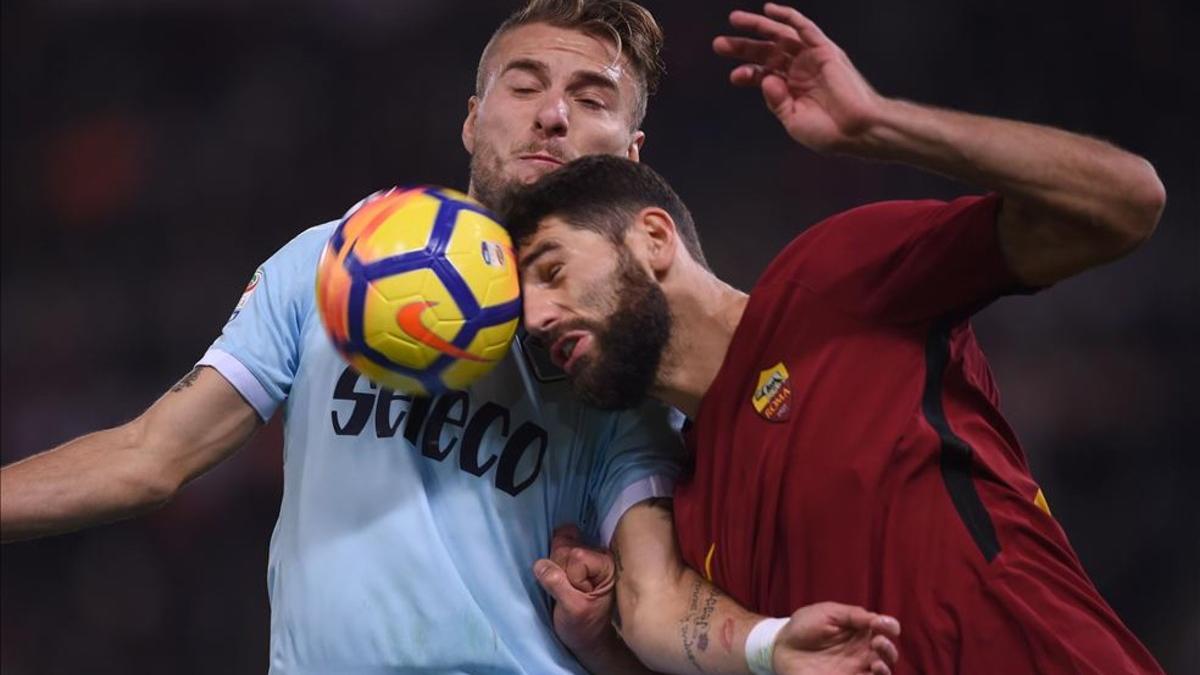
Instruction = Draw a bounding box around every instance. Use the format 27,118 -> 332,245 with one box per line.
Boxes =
171,367 -> 203,393
679,578 -> 722,672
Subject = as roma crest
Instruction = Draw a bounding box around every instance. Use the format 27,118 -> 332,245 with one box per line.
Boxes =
752,362 -> 792,422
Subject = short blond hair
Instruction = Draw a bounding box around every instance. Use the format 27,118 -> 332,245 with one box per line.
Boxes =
475,0 -> 665,129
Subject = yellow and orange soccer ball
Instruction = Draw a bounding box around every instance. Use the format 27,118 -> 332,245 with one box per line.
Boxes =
316,186 -> 520,395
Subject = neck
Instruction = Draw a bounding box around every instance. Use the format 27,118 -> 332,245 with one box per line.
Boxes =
651,264 -> 748,419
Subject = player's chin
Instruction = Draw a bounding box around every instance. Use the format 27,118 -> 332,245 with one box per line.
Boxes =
512,161 -> 563,185
570,365 -> 647,411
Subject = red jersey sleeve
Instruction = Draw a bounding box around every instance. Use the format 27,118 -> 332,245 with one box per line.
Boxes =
763,194 -> 1025,323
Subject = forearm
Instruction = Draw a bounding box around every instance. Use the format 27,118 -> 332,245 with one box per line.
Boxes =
856,99 -> 1164,236
569,626 -> 661,675
1,423 -> 177,542
619,566 -> 759,674
2,367 -> 259,543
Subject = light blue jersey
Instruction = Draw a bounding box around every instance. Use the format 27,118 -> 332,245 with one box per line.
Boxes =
198,222 -> 682,674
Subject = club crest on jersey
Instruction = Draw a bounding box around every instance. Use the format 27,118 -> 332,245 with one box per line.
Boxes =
752,362 -> 792,422
229,268 -> 263,321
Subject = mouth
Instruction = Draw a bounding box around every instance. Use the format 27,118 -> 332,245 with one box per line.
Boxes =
549,330 -> 593,374
518,153 -> 565,167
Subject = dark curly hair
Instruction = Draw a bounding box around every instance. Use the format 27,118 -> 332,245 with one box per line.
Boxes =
502,154 -> 707,268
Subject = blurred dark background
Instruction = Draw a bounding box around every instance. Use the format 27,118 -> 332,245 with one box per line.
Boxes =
2,0 -> 1196,672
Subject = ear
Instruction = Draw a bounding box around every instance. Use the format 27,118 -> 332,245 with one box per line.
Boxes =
626,130 -> 646,162
462,96 -> 480,154
634,207 -> 679,276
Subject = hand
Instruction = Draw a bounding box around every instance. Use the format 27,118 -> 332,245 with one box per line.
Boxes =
533,524 -> 618,653
773,602 -> 901,675
714,3 -> 884,153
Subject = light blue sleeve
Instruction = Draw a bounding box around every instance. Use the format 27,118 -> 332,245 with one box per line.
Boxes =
197,223 -> 333,421
582,401 -> 687,547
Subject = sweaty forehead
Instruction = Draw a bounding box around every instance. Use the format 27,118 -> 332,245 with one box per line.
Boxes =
483,23 -> 633,92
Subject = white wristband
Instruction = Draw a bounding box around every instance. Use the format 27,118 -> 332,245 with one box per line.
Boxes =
744,617 -> 788,675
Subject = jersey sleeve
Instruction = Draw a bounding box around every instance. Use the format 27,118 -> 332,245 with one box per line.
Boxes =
583,402 -> 686,547
197,224 -> 330,421
773,194 -> 1027,323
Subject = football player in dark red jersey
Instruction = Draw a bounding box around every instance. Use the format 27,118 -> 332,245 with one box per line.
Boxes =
504,3 -> 1166,674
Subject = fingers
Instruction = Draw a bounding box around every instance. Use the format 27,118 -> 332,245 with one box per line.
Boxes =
726,65 -> 791,118
730,63 -> 766,87
713,35 -> 784,65
549,524 -> 584,572
567,546 -> 616,596
870,660 -> 892,675
534,558 -> 579,606
870,614 -> 901,639
729,10 -> 805,54
725,4 -> 832,53
548,524 -> 616,597
549,523 -> 584,556
805,601 -> 879,631
873,633 -> 899,663
759,73 -> 792,116
762,3 -> 831,47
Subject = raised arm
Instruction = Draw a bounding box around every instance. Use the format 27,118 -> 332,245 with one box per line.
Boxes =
715,3 -> 1165,286
535,501 -> 900,675
1,366 -> 260,542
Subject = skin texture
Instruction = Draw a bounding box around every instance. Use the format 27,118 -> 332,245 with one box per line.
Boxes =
524,3 -> 1162,673
521,224 -> 671,410
463,23 -> 644,208
520,2 -> 1165,418
0,20 -> 651,546
0,15 -> 903,675
716,3 -> 1164,287
536,506 -> 901,675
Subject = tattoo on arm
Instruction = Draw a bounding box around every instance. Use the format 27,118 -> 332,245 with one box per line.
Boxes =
679,577 -> 722,672
171,367 -> 203,393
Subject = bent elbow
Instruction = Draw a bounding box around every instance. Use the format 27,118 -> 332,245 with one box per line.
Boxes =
615,579 -> 660,660
1121,159 -> 1166,247
614,570 -> 691,670
120,420 -> 182,511
138,470 -> 180,510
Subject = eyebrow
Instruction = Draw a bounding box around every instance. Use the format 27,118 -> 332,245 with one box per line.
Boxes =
566,70 -> 619,96
519,239 -> 563,273
500,58 -> 551,85
499,58 -> 620,95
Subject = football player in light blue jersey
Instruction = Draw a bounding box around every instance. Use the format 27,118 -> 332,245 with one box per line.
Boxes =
198,215 -> 682,672
1,1 -> 900,674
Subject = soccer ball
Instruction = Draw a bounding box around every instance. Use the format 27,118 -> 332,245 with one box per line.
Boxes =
315,186 -> 521,395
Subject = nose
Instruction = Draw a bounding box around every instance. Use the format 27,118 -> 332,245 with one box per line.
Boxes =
522,286 -> 560,339
533,94 -> 569,138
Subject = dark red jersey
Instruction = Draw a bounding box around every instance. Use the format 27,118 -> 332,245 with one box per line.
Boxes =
673,196 -> 1162,674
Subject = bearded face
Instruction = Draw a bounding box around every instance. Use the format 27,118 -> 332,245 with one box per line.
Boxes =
542,247 -> 671,410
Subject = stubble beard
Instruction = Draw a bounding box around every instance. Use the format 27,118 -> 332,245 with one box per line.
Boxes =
467,141 -> 515,211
